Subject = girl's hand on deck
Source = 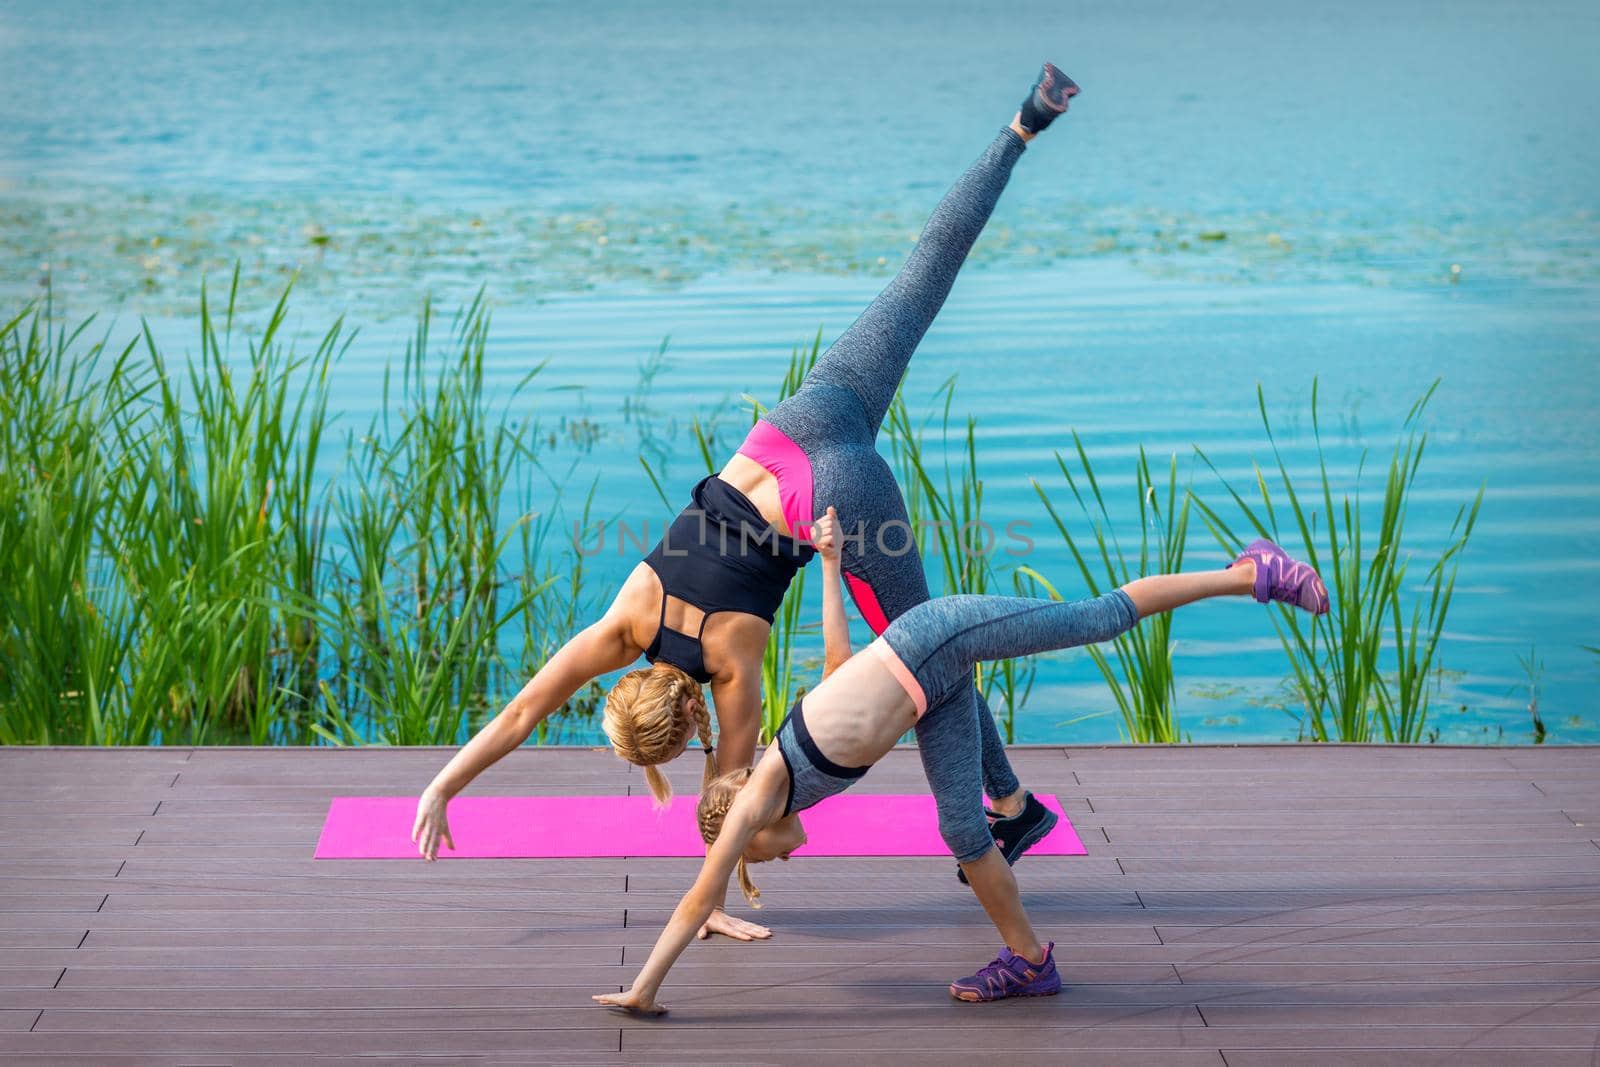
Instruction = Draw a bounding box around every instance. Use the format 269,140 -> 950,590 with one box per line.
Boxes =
593,987 -> 667,1016
411,788 -> 456,861
813,506 -> 840,563
698,908 -> 773,942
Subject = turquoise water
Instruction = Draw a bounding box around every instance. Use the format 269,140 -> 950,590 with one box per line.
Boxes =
6,0 -> 1598,742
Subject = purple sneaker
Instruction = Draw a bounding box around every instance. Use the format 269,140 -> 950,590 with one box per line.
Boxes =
1230,538 -> 1330,615
949,942 -> 1061,1003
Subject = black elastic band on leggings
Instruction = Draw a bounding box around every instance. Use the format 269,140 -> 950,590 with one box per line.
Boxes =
790,699 -> 870,780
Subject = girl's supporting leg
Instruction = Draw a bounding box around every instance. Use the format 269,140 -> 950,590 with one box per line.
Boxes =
912,686 -> 1043,961
961,847 -> 1045,962
786,126 -> 1028,438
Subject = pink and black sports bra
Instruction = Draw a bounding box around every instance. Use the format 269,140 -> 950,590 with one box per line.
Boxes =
641,474 -> 814,683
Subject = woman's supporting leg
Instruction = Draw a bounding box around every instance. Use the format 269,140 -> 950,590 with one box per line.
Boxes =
797,126 -> 1028,436
813,445 -> 1025,809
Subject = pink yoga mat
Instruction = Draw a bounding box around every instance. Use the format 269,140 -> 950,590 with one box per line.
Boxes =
314,793 -> 1086,859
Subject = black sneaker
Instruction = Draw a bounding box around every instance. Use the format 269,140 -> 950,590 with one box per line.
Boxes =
957,792 -> 1059,885
1017,62 -> 1080,134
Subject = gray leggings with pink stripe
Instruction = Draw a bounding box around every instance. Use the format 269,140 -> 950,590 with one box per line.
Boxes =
749,126 -> 1029,805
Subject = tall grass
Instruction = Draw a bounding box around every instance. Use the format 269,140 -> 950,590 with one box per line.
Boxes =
1026,440 -> 1192,743
1192,381 -> 1482,742
1,285 -> 591,746
4,288 -> 1495,751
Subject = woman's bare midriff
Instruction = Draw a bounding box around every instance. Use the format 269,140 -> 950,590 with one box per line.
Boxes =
718,453 -> 791,537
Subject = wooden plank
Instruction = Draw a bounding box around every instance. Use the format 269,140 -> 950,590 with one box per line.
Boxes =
1120,857 -> 1600,875
0,849 -> 144,864
0,1031 -> 620,1055
56,962 -> 1179,988
0,896 -> 104,914
1098,822 -> 1578,836
1155,923 -> 1600,944
0,1012 -> 37,1032
1174,961 -> 1600,982
1221,1053 -> 1600,1067
10,873 -> 628,894
1086,791 -> 1547,809
624,1024 -> 1600,1051
42,938 -> 1581,971
98,891 -> 627,912
1094,873 -> 1598,891
1135,889 -> 1600,909
0,803 -> 159,817
32,1003 -> 1205,1031
619,941 -> 1599,967
1,864 -> 127,879
50,909 -> 624,931
0,970 -> 62,990
81,922 -> 1159,948
1203,1002 -> 1600,1026
0,1057 -> 631,1067
0,931 -> 86,949
1140,904 -> 1600,923
0,834 -> 139,849
1110,843 -> 1600,859
13,980 -> 1600,1013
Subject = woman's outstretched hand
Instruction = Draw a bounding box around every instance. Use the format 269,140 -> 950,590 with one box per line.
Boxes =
698,908 -> 773,942
593,987 -> 667,1017
411,788 -> 456,861
813,506 -> 840,563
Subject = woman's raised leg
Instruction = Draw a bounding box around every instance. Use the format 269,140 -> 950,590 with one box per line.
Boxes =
792,64 -> 1078,437
797,126 -> 1029,436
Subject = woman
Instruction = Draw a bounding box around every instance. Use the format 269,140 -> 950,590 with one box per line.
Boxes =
411,64 -> 1083,939
594,536 -> 1329,1013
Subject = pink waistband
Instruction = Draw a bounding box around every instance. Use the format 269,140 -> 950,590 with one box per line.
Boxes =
736,420 -> 815,542
869,638 -> 927,720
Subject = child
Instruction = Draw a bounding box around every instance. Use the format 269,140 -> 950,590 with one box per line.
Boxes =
594,511 -> 1326,1012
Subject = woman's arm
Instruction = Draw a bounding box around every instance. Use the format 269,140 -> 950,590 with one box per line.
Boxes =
592,750 -> 790,1015
814,507 -> 852,680
412,615 -> 637,860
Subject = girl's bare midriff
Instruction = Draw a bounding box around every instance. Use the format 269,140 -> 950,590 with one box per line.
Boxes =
796,649 -> 919,767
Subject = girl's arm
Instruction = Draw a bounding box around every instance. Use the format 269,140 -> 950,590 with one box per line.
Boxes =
412,615 -> 637,860
699,662 -> 774,943
592,750 -> 790,1015
814,507 -> 852,679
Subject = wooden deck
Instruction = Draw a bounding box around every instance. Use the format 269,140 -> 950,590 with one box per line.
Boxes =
2,744 -> 1598,1066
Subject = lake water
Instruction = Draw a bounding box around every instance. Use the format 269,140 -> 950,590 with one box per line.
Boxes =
5,0 -> 1598,742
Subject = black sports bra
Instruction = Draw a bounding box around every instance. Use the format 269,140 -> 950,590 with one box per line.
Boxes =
642,475 -> 815,683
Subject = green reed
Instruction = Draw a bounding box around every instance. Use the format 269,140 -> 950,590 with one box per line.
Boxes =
1026,440 -> 1192,743
1,284 -> 590,747
1192,380 -> 1482,743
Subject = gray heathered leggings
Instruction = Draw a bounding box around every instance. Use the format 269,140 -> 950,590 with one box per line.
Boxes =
762,127 -> 1028,806
882,590 -> 1142,861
